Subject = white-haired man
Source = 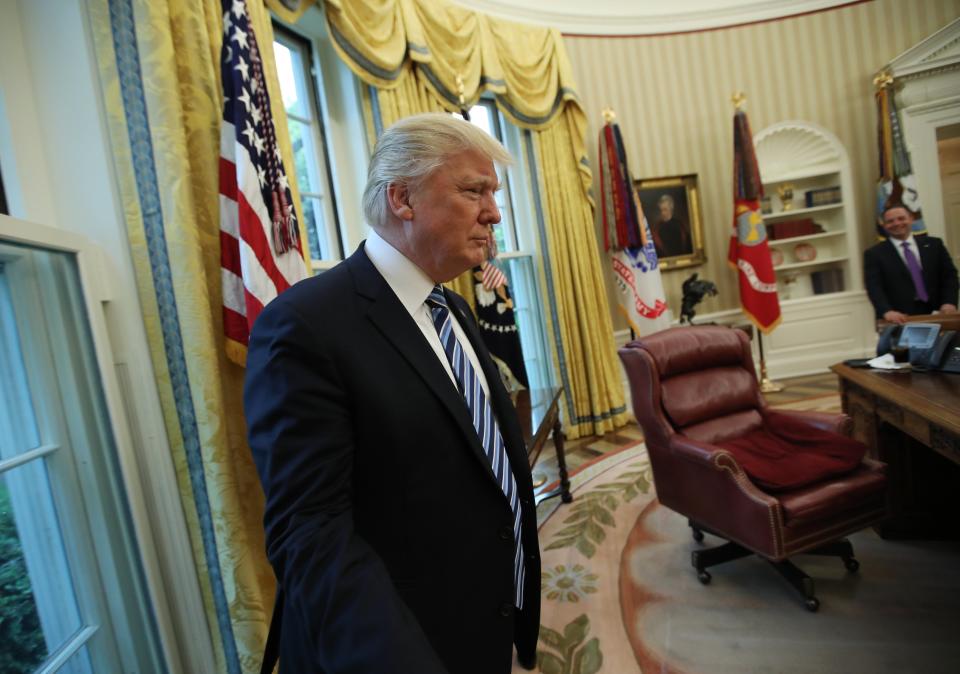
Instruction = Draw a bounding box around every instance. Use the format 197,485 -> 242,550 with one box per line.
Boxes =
245,113 -> 541,674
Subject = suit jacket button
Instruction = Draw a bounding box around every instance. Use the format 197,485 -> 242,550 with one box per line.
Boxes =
500,603 -> 513,617
499,526 -> 513,541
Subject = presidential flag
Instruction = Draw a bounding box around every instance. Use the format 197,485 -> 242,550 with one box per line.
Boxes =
874,72 -> 926,237
472,229 -> 529,391
597,116 -> 670,336
219,0 -> 308,365
728,106 -> 781,333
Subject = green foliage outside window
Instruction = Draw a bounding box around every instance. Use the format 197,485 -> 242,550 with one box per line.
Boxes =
0,483 -> 47,673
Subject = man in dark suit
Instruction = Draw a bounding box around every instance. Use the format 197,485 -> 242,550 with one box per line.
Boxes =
863,204 -> 958,324
244,113 -> 540,674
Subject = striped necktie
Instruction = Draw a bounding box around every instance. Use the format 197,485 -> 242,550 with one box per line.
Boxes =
426,285 -> 526,609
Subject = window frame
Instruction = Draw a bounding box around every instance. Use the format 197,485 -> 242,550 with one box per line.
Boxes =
272,23 -> 344,269
0,215 -> 173,673
459,101 -> 557,390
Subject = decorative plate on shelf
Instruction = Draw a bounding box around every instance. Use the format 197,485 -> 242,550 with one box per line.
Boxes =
770,248 -> 785,266
793,242 -> 817,262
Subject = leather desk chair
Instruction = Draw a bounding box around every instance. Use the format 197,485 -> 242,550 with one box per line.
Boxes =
619,325 -> 890,611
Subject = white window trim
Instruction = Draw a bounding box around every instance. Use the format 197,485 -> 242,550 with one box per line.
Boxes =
273,25 -> 343,266
274,5 -> 371,255
0,214 -> 207,673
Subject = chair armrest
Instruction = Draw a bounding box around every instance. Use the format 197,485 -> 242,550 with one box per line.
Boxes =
661,434 -> 783,556
668,434 -> 726,466
668,435 -> 777,506
763,408 -> 852,436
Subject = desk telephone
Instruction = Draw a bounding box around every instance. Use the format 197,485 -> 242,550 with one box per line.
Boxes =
877,322 -> 960,372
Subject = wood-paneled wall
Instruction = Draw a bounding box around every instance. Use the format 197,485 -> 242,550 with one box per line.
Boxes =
565,0 -> 960,328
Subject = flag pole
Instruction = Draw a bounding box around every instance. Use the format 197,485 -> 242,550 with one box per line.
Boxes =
757,331 -> 783,393
730,92 -> 784,393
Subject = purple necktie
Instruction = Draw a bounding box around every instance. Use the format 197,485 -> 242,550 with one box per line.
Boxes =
901,241 -> 929,302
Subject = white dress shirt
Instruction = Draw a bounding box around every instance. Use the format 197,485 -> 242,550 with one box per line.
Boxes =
365,229 -> 490,398
893,234 -> 923,270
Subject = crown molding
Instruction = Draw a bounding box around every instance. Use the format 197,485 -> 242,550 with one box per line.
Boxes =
887,17 -> 960,80
452,0 -> 858,36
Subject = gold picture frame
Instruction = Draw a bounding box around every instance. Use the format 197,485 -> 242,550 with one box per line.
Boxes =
634,174 -> 706,270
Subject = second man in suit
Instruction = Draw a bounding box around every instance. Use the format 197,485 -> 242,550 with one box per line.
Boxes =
863,204 -> 958,324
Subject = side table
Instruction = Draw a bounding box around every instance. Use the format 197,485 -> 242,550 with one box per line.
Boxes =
514,387 -> 572,504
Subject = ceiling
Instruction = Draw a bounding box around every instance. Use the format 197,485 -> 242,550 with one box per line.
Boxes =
452,0 -> 858,36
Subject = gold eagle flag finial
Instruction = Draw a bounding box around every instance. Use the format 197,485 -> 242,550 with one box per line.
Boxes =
873,70 -> 894,91
731,91 -> 747,110
601,107 -> 616,125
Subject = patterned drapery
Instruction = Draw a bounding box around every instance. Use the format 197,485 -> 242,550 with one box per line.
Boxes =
86,0 -> 300,670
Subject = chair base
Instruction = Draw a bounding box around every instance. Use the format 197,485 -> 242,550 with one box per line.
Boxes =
689,521 -> 859,612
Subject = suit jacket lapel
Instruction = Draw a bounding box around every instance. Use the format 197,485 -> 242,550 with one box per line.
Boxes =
346,246 -> 500,487
883,239 -> 913,284
917,237 -> 937,293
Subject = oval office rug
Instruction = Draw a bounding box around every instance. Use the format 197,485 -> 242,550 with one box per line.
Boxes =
515,442 -> 960,674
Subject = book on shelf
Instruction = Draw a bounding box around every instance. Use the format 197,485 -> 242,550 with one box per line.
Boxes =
810,268 -> 844,295
804,186 -> 841,207
767,218 -> 824,240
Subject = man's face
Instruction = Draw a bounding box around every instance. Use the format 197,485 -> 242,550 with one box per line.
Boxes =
882,207 -> 914,240
402,148 -> 501,282
659,201 -> 673,222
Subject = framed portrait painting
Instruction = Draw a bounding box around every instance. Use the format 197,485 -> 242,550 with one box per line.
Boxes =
634,174 -> 706,270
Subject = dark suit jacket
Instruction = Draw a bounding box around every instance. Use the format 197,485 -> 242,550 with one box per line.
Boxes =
244,244 -> 541,674
863,236 -> 959,319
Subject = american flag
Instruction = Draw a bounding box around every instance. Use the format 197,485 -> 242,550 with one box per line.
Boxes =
219,0 -> 307,364
480,259 -> 507,291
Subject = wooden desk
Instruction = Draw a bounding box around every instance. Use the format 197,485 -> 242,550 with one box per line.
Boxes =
831,363 -> 960,538
514,387 -> 572,504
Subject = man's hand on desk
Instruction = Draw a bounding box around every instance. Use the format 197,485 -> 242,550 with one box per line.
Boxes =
939,303 -> 958,314
883,310 -> 909,324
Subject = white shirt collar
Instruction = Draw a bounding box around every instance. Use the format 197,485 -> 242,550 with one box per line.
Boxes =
364,229 -> 436,315
896,234 -> 917,250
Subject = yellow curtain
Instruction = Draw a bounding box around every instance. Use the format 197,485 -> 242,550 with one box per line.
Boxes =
322,0 -> 626,438
532,112 -> 630,436
86,0 -> 302,670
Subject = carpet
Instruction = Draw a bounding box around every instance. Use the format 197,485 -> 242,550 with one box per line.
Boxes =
516,422 -> 960,673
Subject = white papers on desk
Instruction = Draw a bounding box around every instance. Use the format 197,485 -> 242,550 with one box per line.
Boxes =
867,353 -> 912,370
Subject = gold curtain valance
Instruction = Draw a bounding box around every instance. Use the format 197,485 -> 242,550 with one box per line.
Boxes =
322,0 -> 581,130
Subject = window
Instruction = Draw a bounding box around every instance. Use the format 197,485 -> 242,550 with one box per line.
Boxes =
273,25 -> 342,269
459,101 -> 520,254
459,101 -> 555,390
0,240 -> 161,673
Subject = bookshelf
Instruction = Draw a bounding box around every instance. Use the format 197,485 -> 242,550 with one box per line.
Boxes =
748,121 -> 874,378
755,124 -> 859,301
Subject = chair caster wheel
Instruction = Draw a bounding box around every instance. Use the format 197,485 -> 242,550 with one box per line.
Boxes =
843,557 -> 860,573
697,570 -> 711,585
805,597 -> 820,612
692,529 -> 704,542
